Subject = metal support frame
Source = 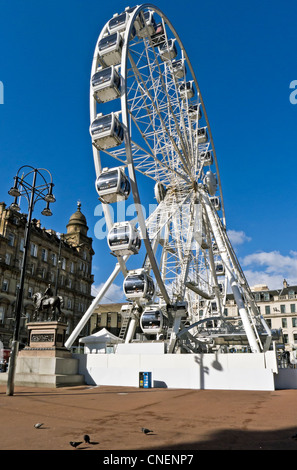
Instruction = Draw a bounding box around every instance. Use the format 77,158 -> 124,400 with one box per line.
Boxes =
83,4 -> 270,355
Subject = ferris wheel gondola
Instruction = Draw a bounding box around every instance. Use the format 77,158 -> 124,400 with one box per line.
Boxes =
91,66 -> 121,103
140,306 -> 168,335
95,166 -> 130,203
90,112 -> 124,150
108,221 -> 141,256
123,269 -> 155,301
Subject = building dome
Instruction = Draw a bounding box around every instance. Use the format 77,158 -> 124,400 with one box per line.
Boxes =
66,202 -> 88,235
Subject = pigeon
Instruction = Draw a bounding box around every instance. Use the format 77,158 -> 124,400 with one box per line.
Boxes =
83,434 -> 99,445
70,441 -> 83,448
141,427 -> 153,434
34,423 -> 44,429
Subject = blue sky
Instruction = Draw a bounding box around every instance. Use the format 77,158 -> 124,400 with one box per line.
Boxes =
0,0 -> 297,301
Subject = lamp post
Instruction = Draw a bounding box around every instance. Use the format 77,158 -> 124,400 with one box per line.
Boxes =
6,166 -> 56,396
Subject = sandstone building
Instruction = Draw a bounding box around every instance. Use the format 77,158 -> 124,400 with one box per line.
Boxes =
0,201 -> 94,349
225,280 -> 297,351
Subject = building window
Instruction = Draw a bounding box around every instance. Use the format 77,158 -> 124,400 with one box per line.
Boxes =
8,233 -> 15,246
2,280 -> 9,292
283,334 -> 289,344
282,318 -> 287,328
290,304 -> 296,313
26,263 -> 35,275
5,253 -> 11,265
51,253 -> 57,266
292,318 -> 297,327
264,292 -> 270,301
30,243 -> 38,257
0,306 -> 4,324
280,305 -> 286,314
41,248 -> 48,262
293,333 -> 297,343
265,305 -> 271,315
254,293 -> 261,302
61,257 -> 66,270
28,287 -> 33,298
20,238 -> 24,252
70,261 -> 74,273
67,299 -> 72,309
289,290 -> 295,300
266,319 -> 272,328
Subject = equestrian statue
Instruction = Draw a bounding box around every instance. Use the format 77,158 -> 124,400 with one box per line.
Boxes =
32,284 -> 64,322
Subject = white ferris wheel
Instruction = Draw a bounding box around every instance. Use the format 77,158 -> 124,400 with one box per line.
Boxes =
66,4 -> 272,354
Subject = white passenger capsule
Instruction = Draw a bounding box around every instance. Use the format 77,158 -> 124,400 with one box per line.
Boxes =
154,182 -> 167,204
158,38 -> 177,61
140,306 -> 168,335
136,10 -> 156,38
210,196 -> 221,211
171,59 -> 186,79
123,269 -> 155,300
188,103 -> 202,121
151,22 -> 165,47
215,262 -> 225,276
91,66 -> 121,103
98,32 -> 123,67
108,221 -> 141,256
90,113 -> 124,150
204,170 -> 217,196
179,81 -> 195,100
200,151 -> 213,166
95,167 -> 130,203
108,12 -> 130,34
197,127 -> 208,143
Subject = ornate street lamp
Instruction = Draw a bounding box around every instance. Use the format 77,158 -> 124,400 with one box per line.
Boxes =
6,166 -> 56,396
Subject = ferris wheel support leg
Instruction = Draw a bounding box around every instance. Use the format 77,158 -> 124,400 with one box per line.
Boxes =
64,258 -> 128,350
202,193 -> 260,353
125,318 -> 137,344
229,278 -> 260,353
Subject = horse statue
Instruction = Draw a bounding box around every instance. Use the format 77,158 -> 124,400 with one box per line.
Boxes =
32,291 -> 64,322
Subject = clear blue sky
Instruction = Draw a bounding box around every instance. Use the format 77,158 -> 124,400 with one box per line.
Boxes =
0,0 -> 297,300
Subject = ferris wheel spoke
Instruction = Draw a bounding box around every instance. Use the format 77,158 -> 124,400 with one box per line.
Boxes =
140,36 -> 193,171
129,123 -> 190,184
127,51 -> 192,179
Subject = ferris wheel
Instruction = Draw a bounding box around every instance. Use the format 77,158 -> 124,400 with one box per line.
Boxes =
66,4 -> 272,354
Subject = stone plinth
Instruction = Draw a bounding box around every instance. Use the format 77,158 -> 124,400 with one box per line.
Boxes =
14,321 -> 85,388
25,321 -> 68,350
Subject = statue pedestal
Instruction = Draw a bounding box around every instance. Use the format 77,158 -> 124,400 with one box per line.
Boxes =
23,321 -> 69,354
14,322 -> 85,388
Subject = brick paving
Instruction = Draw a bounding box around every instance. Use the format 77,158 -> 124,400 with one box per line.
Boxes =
1,383 -> 297,450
